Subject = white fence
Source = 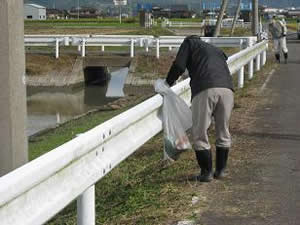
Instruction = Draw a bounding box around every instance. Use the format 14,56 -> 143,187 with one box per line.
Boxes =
155,36 -> 257,58
164,19 -> 251,29
25,35 -> 257,59
0,40 -> 268,225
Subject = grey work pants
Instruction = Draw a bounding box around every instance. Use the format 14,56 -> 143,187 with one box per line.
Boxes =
191,88 -> 234,151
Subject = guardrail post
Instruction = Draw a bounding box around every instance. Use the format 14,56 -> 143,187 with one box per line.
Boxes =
82,39 -> 86,57
64,37 -> 70,46
55,39 -> 59,59
130,39 -> 135,58
156,38 -> 160,59
262,50 -> 267,66
77,185 -> 95,225
139,38 -> 143,47
246,37 -> 255,80
260,51 -> 264,67
238,66 -> 245,88
248,59 -> 254,80
145,39 -> 149,52
255,54 -> 261,72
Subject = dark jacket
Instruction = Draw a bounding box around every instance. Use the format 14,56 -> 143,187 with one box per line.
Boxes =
166,35 -> 234,100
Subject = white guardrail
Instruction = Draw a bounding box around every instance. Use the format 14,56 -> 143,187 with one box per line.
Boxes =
24,35 -> 257,59
164,20 -> 251,29
0,40 -> 268,225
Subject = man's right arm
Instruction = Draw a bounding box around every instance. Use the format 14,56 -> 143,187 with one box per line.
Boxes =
166,39 -> 190,86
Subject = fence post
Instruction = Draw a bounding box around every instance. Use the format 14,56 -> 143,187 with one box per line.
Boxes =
55,39 -> 59,59
130,39 -> 135,58
77,185 -> 95,225
156,38 -> 160,59
238,66 -> 245,88
255,54 -> 261,71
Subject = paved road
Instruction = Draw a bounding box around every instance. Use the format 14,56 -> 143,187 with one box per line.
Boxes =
253,33 -> 300,224
195,33 -> 300,225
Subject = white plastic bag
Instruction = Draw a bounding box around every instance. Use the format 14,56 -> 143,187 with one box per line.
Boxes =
154,79 -> 192,161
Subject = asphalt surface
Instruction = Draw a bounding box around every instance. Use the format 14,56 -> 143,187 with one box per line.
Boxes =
246,34 -> 300,224
194,33 -> 300,225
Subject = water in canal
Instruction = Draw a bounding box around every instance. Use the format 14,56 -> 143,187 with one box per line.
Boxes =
27,67 -> 129,136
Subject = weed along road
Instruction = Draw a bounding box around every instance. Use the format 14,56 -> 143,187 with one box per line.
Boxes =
194,34 -> 300,225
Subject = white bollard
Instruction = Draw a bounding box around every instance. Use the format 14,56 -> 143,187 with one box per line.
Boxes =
130,39 -> 135,58
169,46 -> 172,51
248,59 -> 254,80
255,54 -> 261,71
78,45 -> 81,52
55,39 -> 59,59
156,39 -> 160,59
77,185 -> 95,225
101,45 -> 105,52
238,66 -> 245,88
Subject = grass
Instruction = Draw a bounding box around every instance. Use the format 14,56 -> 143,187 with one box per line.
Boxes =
221,27 -> 252,37
287,23 -> 297,31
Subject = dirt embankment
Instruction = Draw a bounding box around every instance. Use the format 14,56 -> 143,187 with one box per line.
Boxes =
25,52 -> 177,87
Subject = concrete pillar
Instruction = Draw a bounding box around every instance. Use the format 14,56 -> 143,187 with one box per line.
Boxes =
0,0 -> 28,176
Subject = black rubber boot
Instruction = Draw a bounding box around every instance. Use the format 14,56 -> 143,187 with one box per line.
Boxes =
284,52 -> 288,64
214,147 -> 229,179
195,150 -> 213,182
275,53 -> 280,63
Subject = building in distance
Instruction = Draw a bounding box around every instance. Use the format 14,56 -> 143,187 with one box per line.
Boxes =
24,3 -> 46,20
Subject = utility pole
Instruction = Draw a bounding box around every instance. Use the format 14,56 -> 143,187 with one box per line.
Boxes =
252,0 -> 259,37
231,0 -> 241,36
213,0 -> 229,37
0,0 -> 28,176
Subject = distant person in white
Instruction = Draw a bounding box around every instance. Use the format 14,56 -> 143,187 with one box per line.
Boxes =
269,16 -> 288,64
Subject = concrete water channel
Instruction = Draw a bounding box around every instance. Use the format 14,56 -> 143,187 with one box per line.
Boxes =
26,65 -> 129,136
